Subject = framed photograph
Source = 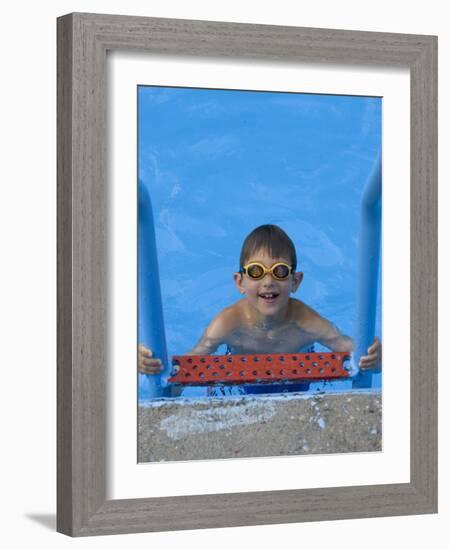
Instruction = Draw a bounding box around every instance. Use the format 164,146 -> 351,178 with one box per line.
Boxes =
57,12 -> 437,536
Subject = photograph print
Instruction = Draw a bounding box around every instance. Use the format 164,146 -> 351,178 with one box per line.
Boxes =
137,85 -> 382,462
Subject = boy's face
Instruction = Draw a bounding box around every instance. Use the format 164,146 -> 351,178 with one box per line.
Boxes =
233,249 -> 303,319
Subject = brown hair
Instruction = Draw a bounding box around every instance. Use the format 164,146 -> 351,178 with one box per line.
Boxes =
239,225 -> 297,270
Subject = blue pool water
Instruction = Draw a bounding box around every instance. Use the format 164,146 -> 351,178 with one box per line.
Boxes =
138,86 -> 382,398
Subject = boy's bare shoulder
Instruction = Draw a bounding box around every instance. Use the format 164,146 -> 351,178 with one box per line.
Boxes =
289,298 -> 329,331
289,298 -> 318,319
288,298 -> 352,351
206,301 -> 244,338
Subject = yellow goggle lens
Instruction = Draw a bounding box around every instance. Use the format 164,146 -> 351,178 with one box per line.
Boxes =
243,262 -> 292,281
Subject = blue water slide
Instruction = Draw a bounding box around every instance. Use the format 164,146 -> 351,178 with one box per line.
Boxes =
138,179 -> 170,399
352,153 -> 382,388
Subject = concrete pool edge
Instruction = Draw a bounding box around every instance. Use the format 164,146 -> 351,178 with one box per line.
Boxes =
138,390 -> 382,462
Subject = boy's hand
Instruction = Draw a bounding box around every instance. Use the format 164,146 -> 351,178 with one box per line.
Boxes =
359,337 -> 382,370
138,344 -> 163,374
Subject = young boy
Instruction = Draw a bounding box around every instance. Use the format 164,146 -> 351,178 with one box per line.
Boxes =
138,225 -> 381,388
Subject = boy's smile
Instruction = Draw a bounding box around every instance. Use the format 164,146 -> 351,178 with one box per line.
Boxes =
258,291 -> 280,303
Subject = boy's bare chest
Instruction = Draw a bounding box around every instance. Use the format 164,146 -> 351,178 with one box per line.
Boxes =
226,323 -> 313,354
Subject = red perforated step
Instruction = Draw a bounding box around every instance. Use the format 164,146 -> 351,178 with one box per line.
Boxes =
168,352 -> 350,385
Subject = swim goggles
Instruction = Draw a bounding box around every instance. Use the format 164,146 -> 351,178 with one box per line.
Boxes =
240,261 -> 294,281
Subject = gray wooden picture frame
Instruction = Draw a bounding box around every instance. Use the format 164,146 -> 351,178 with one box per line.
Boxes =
57,12 -> 437,537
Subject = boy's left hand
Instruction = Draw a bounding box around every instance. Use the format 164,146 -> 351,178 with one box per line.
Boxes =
359,336 -> 382,370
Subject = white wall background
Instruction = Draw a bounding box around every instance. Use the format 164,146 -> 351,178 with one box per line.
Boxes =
0,1 -> 445,548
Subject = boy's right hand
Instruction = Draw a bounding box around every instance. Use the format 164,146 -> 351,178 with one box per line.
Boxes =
138,344 -> 163,374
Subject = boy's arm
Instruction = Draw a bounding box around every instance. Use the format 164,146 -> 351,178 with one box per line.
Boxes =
298,304 -> 381,368
317,322 -> 382,369
186,308 -> 235,355
297,304 -> 353,352
138,311 -> 229,371
314,319 -> 354,352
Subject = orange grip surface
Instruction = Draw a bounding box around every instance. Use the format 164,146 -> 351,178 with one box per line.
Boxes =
168,352 -> 350,385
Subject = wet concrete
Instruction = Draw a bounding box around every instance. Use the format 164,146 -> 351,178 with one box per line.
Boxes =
138,390 -> 381,462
